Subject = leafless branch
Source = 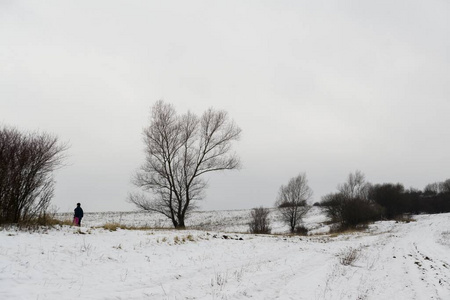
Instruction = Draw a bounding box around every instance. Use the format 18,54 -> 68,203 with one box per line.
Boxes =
130,101 -> 241,228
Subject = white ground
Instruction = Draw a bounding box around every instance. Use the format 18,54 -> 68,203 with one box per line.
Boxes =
1,209 -> 449,300
55,207 -> 331,234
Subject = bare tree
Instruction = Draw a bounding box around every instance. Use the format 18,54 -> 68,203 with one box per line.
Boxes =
322,171 -> 381,228
0,126 -> 67,224
275,173 -> 312,233
424,182 -> 441,195
248,207 -> 271,234
442,179 -> 450,193
337,170 -> 371,200
129,101 -> 241,228
424,180 -> 450,195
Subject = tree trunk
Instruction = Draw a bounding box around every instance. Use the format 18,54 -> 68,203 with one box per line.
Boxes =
175,213 -> 186,229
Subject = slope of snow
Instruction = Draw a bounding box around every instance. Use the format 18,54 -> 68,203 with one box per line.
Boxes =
1,212 -> 449,299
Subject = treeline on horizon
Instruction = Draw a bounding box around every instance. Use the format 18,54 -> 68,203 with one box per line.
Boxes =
317,171 -> 450,229
249,171 -> 450,235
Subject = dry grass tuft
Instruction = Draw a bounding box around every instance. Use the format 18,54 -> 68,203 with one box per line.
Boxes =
102,223 -> 124,231
329,224 -> 368,237
339,247 -> 360,266
394,215 -> 416,223
99,223 -> 166,231
13,215 -> 74,231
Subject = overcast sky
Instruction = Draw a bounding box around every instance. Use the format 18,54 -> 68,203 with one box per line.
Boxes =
1,0 -> 449,213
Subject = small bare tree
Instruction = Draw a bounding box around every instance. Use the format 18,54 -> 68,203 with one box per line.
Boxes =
275,173 -> 312,233
0,126 -> 67,224
337,170 -> 371,200
129,101 -> 241,228
248,207 -> 271,234
442,179 -> 450,193
424,180 -> 450,195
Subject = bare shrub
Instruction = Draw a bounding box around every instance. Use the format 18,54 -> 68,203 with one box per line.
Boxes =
339,247 -> 360,266
321,171 -> 382,229
211,272 -> 228,290
294,224 -> 308,236
248,207 -> 271,234
323,196 -> 382,228
0,126 -> 68,224
337,170 -> 371,200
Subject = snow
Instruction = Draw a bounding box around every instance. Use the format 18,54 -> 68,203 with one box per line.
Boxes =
1,210 -> 449,299
55,206 -> 329,234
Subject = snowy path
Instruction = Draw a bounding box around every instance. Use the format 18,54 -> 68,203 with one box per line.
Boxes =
1,213 -> 449,299
317,215 -> 450,300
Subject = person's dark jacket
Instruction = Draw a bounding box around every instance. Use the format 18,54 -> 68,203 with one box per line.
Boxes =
74,206 -> 84,219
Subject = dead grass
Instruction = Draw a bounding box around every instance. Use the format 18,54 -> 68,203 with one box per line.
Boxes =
99,223 -> 169,231
339,247 -> 360,266
18,216 -> 73,228
393,215 -> 416,223
329,225 -> 368,238
155,235 -> 196,244
101,223 -> 123,231
0,215 -> 75,232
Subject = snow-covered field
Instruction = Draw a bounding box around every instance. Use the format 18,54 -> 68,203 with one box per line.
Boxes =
55,207 -> 330,234
1,209 -> 450,299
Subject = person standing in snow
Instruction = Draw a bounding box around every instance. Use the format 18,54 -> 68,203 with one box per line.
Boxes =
74,203 -> 84,226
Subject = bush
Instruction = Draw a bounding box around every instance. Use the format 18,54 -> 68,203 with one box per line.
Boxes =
0,126 -> 67,224
340,198 -> 383,227
321,193 -> 346,222
339,247 -> 360,266
322,193 -> 382,228
248,207 -> 271,234
368,183 -> 407,219
321,171 -> 384,229
294,225 -> 308,235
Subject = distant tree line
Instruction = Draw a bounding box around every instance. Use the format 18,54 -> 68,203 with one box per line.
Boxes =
321,171 -> 450,230
249,170 -> 450,234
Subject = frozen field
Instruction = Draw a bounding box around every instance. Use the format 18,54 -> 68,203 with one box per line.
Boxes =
55,207 -> 330,234
1,209 -> 449,299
